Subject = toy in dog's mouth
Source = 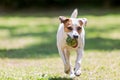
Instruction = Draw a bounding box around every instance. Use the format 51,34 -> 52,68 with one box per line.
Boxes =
66,35 -> 78,48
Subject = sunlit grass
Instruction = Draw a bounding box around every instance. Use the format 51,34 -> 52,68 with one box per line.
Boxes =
0,51 -> 120,80
0,9 -> 120,79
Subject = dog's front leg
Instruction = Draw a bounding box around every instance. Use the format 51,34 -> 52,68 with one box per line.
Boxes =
57,47 -> 70,74
63,49 -> 70,74
64,49 -> 75,78
58,47 -> 66,64
74,48 -> 83,76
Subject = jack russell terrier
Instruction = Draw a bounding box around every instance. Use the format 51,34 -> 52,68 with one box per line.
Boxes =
57,9 -> 87,78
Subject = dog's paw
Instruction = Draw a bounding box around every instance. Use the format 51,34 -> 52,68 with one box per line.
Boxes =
64,65 -> 70,74
75,70 -> 81,76
64,68 -> 70,74
64,69 -> 70,74
70,73 -> 75,78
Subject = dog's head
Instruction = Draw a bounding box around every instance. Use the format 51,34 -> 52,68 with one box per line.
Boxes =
59,16 -> 87,39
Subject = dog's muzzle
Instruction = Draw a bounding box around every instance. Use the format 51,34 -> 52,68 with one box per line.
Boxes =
73,35 -> 78,39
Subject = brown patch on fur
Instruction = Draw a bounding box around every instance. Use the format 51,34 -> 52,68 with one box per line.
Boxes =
59,16 -> 69,23
63,19 -> 73,32
77,26 -> 82,34
79,20 -> 83,26
77,20 -> 83,34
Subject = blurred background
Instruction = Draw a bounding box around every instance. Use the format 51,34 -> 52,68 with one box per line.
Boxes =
0,0 -> 119,10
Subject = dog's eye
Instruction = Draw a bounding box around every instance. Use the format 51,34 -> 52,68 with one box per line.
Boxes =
77,27 -> 82,30
67,27 -> 73,30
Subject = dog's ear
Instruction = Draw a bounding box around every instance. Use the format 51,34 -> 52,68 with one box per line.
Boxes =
71,9 -> 78,18
82,18 -> 87,26
78,18 -> 87,26
59,16 -> 69,23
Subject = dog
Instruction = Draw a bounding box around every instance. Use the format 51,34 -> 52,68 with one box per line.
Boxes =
57,9 -> 87,78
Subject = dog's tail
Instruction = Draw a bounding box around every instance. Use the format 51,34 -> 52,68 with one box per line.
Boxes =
71,9 -> 78,18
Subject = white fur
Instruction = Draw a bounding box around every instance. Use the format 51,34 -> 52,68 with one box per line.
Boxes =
71,9 -> 78,18
57,9 -> 87,78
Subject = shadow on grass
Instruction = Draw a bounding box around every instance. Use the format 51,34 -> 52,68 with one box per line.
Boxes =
85,37 -> 120,50
85,24 -> 120,50
0,35 -> 120,59
0,34 -> 58,59
49,77 -> 72,80
0,24 -> 120,59
0,24 -> 58,59
2,41 -> 58,59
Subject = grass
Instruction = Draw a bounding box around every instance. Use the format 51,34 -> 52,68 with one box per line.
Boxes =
0,9 -> 120,80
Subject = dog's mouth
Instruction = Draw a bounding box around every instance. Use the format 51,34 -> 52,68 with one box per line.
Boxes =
66,35 -> 78,48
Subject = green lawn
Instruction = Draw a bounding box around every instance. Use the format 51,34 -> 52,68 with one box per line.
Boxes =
0,9 -> 120,80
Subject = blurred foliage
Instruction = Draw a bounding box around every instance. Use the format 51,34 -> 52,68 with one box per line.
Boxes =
0,0 -> 119,9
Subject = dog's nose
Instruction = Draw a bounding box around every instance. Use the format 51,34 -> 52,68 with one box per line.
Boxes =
73,35 -> 78,39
